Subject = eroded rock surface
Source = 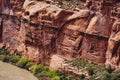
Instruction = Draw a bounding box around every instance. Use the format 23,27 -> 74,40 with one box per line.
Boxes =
105,6 -> 120,68
0,0 -> 120,68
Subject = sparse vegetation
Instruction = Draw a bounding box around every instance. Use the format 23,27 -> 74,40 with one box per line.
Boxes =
0,48 -> 9,55
16,58 -> 29,68
59,0 -> 85,10
26,61 -> 34,68
31,64 -> 44,74
65,58 -> 120,80
9,55 -> 20,64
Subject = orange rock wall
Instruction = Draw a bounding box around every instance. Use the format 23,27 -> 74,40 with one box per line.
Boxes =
0,0 -> 120,68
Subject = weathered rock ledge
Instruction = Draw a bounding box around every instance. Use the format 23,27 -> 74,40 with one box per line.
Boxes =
0,0 -> 120,69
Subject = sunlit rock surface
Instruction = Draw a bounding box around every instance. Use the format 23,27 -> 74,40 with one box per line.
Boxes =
0,0 -> 120,69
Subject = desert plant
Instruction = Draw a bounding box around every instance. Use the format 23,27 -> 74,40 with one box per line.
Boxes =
25,61 -> 34,69
31,64 -> 44,74
61,0 -> 85,10
45,70 -> 61,78
87,66 -> 94,76
36,71 -> 47,78
9,55 -> 20,64
0,48 -> 9,55
16,58 -> 29,68
52,76 -> 60,80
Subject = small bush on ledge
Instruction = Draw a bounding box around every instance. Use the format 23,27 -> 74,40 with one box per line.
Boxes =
9,55 -> 20,64
16,58 -> 29,68
31,64 -> 44,74
26,61 -> 34,69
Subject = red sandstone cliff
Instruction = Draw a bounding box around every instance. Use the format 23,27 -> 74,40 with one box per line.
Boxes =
0,0 -> 120,68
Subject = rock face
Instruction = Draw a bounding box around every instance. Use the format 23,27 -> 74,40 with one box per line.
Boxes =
0,0 -> 120,68
105,4 -> 120,68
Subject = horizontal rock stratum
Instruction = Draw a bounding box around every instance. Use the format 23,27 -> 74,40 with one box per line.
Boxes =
0,0 -> 120,69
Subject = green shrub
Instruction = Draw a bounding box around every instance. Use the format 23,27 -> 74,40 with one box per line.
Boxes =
36,71 -> 46,78
45,70 -> 60,78
102,71 -> 111,80
31,64 -> 44,74
52,76 -> 60,80
110,70 -> 120,80
26,61 -> 34,69
16,58 -> 29,68
0,48 -> 12,62
9,55 -> 20,63
88,66 -> 94,76
0,48 -> 9,55
67,58 -> 94,69
59,74 -> 68,80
